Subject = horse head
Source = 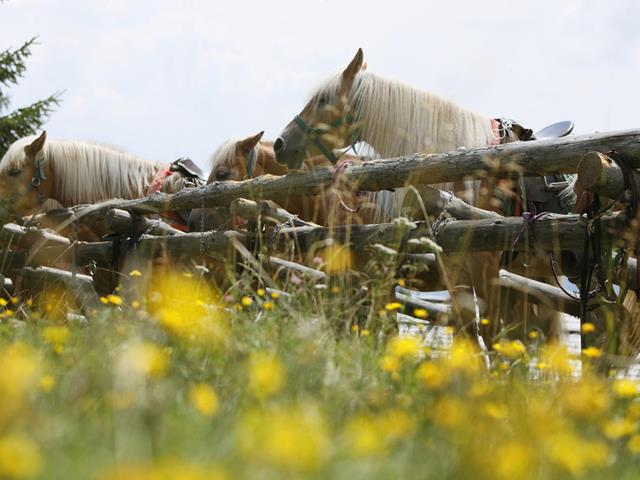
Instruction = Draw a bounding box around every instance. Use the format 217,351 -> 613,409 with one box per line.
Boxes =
0,131 -> 54,217
274,49 -> 365,170
207,131 -> 267,183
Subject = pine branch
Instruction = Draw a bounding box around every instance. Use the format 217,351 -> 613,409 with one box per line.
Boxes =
0,37 -> 38,89
0,92 -> 61,156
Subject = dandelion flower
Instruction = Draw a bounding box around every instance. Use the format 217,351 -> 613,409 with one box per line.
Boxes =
189,383 -> 220,417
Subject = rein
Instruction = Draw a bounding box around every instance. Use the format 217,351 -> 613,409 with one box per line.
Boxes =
293,112 -> 360,165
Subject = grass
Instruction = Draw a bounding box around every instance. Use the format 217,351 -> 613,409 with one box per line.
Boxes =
0,265 -> 640,480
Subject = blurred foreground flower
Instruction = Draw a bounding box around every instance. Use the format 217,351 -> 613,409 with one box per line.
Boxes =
236,405 -> 329,472
0,434 -> 42,479
321,244 -> 353,274
248,352 -> 285,399
147,272 -> 227,346
101,459 -> 227,480
189,383 -> 220,417
119,341 -> 168,379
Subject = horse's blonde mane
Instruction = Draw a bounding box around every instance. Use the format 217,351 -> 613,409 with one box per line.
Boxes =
1,136 -> 160,205
312,71 -> 496,220
208,138 -> 264,171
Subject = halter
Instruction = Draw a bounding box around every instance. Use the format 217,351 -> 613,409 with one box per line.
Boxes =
293,112 -> 360,165
244,147 -> 258,179
30,150 -> 48,205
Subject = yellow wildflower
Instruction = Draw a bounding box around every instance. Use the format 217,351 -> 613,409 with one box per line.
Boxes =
432,396 -> 467,428
528,330 -> 539,339
379,355 -> 399,374
602,418 -> 637,439
387,336 -> 421,361
351,325 -> 359,333
42,326 -> 70,348
361,329 -> 370,337
493,339 -> 526,360
107,294 -> 123,306
494,442 -> 533,480
628,434 -> 640,454
0,298 -> 7,307
248,352 -> 285,399
330,286 -> 340,294
480,318 -> 490,326
189,383 -> 220,417
147,273 -> 227,346
343,415 -> 387,457
414,308 -> 428,319
270,291 -> 280,300
377,409 -> 414,441
416,362 -> 449,390
321,244 -> 353,274
581,322 -> 596,334
256,288 -> 266,297
546,431 -> 608,475
582,346 -> 602,358
263,301 -> 274,311
384,302 -> 403,312
121,342 -> 168,378
100,296 -> 109,305
131,300 -> 141,310
0,434 -> 42,479
236,405 -> 329,472
613,379 -> 639,398
241,296 -> 253,307
539,343 -> 573,375
129,269 -> 142,277
39,375 -> 55,393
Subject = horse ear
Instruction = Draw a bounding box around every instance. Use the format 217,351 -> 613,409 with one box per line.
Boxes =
238,131 -> 264,152
342,48 -> 364,81
24,131 -> 47,155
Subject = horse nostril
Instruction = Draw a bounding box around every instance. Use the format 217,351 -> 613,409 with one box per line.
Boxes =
273,137 -> 285,154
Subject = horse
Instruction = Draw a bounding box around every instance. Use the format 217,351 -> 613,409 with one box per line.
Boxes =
0,131 -> 203,239
273,48 -> 575,343
203,130 -> 380,228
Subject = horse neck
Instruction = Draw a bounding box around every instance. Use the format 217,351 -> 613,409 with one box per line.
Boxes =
256,142 -> 288,176
350,72 -> 495,158
46,140 -> 159,206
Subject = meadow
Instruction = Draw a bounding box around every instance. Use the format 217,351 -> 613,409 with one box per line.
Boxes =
1,265 -> 640,480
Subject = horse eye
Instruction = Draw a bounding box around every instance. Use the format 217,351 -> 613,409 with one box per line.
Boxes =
317,95 -> 328,106
215,170 -> 230,181
7,168 -> 21,177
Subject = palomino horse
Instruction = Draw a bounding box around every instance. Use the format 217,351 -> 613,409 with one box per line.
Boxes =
0,131 -> 203,239
205,131 -> 379,227
273,49 -> 574,342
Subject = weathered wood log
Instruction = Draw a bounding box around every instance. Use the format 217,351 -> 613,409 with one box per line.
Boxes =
19,266 -> 102,311
79,129 -> 640,214
231,198 -> 319,227
105,208 -> 185,236
35,230 -> 240,267
277,212 -> 627,254
267,256 -> 328,281
495,269 -> 581,317
21,212 -> 628,270
0,223 -> 70,249
576,151 -> 640,200
402,186 -> 500,221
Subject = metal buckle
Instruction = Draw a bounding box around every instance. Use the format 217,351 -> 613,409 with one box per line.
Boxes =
31,177 -> 41,187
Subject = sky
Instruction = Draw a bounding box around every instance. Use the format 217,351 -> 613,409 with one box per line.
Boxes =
2,0 -> 639,171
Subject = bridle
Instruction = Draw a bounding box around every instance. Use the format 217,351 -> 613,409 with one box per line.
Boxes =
292,111 -> 361,165
244,147 -> 258,179
30,149 -> 48,205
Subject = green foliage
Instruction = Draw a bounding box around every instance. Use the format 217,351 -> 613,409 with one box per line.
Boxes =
0,36 -> 62,157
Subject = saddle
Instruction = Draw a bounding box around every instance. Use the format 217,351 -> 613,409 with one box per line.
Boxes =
498,120 -> 576,215
170,157 -> 206,185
